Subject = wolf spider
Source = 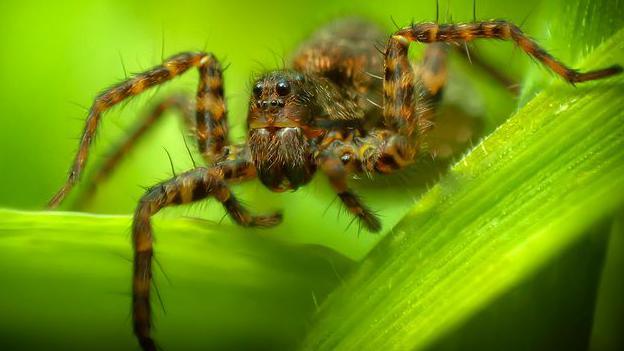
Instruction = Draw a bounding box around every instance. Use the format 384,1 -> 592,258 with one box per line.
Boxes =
48,17 -> 621,350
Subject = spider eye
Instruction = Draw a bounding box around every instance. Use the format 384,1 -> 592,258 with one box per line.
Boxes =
253,83 -> 263,97
276,81 -> 290,96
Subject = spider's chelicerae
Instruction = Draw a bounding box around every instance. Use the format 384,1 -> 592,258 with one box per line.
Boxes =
48,18 -> 621,350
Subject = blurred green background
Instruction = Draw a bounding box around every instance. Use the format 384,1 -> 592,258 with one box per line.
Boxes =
0,0 -> 541,259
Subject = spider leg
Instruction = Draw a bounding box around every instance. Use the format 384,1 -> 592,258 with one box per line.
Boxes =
133,159 -> 281,351
49,52 -> 231,208
383,20 -> 622,138
317,130 -> 420,232
419,43 -> 449,100
389,20 -> 622,84
417,44 -> 488,159
382,36 -> 424,137
318,144 -> 381,232
414,43 -> 449,135
409,43 -> 491,141
73,95 -> 193,209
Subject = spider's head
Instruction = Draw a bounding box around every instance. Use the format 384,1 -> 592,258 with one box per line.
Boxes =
246,70 -> 319,192
246,70 -> 315,129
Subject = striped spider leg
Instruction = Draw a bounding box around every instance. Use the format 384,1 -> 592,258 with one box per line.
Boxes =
48,52 -> 230,208
133,156 -> 281,351
387,20 -> 622,86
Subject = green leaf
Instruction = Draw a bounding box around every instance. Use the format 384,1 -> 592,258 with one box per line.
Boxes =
590,212 -> 624,351
0,209 -> 352,350
299,25 -> 624,351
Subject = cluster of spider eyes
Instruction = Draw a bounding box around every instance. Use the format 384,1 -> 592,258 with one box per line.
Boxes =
253,80 -> 291,109
253,80 -> 291,97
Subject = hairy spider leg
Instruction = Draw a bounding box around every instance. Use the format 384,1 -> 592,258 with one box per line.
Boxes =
133,159 -> 282,351
414,42 -> 449,135
48,52 -> 232,208
381,19 -> 624,158
316,129 -> 419,231
382,36 -> 423,137
72,95 -> 194,209
318,141 -> 382,231
196,54 -> 230,160
390,21 -> 622,85
419,43 -> 449,99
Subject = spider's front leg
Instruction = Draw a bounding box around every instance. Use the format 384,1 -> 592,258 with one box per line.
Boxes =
318,130 -> 422,232
49,51 -> 231,208
318,149 -> 381,232
133,158 -> 281,351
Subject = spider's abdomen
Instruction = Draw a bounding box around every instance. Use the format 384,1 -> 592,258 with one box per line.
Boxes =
248,127 -> 316,192
292,18 -> 384,112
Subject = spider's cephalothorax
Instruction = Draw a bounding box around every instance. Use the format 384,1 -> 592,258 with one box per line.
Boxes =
247,70 -> 319,191
47,17 -> 622,351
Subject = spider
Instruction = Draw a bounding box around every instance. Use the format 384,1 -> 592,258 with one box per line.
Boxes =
47,17 -> 621,351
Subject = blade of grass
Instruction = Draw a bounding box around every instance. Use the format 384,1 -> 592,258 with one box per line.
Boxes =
0,209 -> 353,351
590,212 -> 624,351
299,26 -> 624,351
426,221 -> 611,351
